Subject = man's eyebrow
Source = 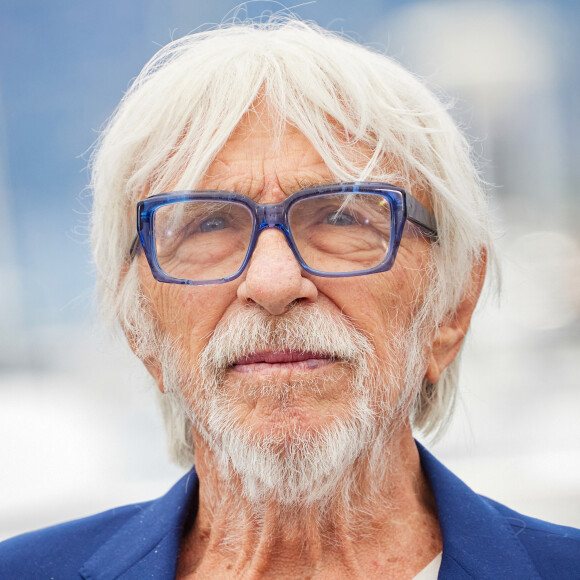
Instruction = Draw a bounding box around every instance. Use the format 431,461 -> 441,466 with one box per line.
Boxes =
285,176 -> 335,193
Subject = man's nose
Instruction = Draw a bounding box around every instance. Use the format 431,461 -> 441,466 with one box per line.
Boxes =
236,228 -> 318,315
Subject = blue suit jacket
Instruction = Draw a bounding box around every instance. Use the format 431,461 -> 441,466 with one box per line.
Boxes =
1,443 -> 579,579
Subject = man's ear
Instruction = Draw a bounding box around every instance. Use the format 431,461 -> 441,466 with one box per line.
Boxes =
124,330 -> 166,394
425,252 -> 487,384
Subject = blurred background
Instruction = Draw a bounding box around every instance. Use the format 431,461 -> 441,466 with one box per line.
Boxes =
0,0 -> 579,540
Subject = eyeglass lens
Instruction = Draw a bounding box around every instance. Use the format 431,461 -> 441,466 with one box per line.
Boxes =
153,193 -> 392,282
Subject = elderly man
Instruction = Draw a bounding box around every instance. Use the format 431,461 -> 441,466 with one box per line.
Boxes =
1,19 -> 579,580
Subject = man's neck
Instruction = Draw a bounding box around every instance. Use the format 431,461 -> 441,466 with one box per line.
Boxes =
176,428 -> 442,579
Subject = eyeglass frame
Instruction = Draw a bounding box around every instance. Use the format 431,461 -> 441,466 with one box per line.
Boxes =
130,181 -> 438,286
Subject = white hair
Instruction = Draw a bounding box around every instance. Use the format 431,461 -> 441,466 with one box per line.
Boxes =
90,17 -> 495,465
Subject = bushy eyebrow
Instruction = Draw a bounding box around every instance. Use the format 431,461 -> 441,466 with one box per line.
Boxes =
283,176 -> 334,194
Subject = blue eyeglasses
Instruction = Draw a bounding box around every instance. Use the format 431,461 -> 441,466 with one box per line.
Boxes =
131,182 -> 437,286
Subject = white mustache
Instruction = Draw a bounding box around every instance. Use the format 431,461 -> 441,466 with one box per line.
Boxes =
198,304 -> 375,373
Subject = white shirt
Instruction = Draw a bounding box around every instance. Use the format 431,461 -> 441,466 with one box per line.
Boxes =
412,552 -> 442,580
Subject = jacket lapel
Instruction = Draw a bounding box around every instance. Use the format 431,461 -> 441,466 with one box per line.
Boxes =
79,469 -> 199,580
417,442 -> 541,579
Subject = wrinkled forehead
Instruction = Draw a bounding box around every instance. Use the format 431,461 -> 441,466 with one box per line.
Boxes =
193,104 -> 355,200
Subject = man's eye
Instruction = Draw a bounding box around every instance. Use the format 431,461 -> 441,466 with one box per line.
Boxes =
199,216 -> 227,232
325,211 -> 355,226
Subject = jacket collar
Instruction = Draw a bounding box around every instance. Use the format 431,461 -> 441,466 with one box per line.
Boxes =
79,470 -> 198,580
81,443 -> 540,579
417,441 -> 541,579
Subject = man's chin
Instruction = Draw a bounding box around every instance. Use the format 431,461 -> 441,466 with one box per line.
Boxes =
196,388 -> 380,506
213,375 -> 361,442
240,416 -> 349,460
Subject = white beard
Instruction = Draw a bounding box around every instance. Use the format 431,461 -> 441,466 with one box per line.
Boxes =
160,304 -> 423,507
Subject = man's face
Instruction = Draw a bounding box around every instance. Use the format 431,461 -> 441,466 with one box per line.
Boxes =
137,108 -> 434,499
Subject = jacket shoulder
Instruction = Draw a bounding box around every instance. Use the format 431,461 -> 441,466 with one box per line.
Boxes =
483,497 -> 580,579
0,501 -> 150,579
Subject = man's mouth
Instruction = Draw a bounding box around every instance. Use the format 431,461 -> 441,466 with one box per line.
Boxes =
231,351 -> 334,374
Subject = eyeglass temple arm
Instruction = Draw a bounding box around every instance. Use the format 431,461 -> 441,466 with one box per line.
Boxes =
406,195 -> 438,238
129,235 -> 140,259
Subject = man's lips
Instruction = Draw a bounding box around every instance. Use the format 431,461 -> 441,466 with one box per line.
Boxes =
231,351 -> 334,373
